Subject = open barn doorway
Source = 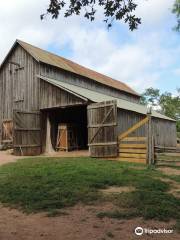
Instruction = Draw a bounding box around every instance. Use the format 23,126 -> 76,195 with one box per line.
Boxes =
41,105 -> 88,153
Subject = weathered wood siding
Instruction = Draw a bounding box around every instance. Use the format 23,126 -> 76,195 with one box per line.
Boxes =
40,80 -> 85,109
152,117 -> 177,147
0,69 -> 3,140
117,109 -> 177,148
0,45 -> 40,143
13,110 -> 41,156
40,63 -> 140,103
87,100 -> 117,157
117,109 -> 146,137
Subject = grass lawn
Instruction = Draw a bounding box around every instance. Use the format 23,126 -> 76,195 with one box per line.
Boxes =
0,157 -> 179,225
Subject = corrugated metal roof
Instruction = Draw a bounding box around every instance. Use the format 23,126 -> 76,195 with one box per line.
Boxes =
15,40 -> 139,97
38,75 -> 175,122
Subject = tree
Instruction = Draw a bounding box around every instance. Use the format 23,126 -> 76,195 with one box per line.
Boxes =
141,88 -> 180,132
172,0 -> 180,31
140,87 -> 160,107
41,0 -> 141,30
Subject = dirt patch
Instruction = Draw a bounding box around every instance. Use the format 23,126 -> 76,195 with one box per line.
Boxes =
155,177 -> 180,198
158,167 -> 180,176
0,150 -> 90,167
0,150 -> 21,166
43,150 -> 90,157
130,165 -> 146,170
100,186 -> 136,195
0,203 -> 179,240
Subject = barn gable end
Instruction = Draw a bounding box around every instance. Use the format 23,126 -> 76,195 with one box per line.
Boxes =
0,43 -> 40,142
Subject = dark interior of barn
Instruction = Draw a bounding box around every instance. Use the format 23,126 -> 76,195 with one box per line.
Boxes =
43,105 -> 88,151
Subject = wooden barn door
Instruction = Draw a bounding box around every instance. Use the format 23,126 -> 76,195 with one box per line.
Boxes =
13,110 -> 42,156
87,100 -> 117,157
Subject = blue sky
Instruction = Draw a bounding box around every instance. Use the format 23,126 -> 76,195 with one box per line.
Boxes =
0,0 -> 179,94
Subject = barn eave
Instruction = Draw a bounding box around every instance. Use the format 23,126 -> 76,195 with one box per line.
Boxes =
37,75 -> 175,122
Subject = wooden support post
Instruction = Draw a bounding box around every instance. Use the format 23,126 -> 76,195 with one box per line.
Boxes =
151,136 -> 155,164
147,110 -> 154,165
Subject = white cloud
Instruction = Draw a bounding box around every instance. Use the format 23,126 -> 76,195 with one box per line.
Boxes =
173,68 -> 180,76
135,0 -> 174,27
0,0 -> 179,94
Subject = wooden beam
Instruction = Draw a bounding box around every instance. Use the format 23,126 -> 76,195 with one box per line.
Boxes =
119,153 -> 146,159
13,110 -> 40,115
8,61 -> 21,67
121,137 -> 146,142
14,145 -> 41,148
2,140 -> 13,143
119,148 -> 147,153
88,122 -> 117,128
118,117 -> 149,140
119,144 -> 147,149
14,128 -> 41,131
88,142 -> 117,146
87,102 -> 116,109
115,158 -> 146,163
155,146 -> 177,150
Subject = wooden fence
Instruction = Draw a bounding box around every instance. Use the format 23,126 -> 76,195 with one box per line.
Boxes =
118,114 -> 154,164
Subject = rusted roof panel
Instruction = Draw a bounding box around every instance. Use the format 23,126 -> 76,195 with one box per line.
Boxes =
17,40 -> 139,97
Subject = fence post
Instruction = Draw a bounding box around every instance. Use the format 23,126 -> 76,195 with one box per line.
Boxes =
151,135 -> 155,164
147,108 -> 153,165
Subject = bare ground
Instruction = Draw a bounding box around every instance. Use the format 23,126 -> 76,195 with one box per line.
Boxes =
0,151 -> 179,240
100,186 -> 136,194
0,150 -> 21,166
154,177 -> 180,198
0,150 -> 89,166
0,203 -> 179,240
158,167 -> 180,176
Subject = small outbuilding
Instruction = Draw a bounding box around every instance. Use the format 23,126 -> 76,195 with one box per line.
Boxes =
0,40 -> 177,163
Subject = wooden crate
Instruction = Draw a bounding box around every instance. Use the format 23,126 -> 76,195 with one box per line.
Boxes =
56,123 -> 79,151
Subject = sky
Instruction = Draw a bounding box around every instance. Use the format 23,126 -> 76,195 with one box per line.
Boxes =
0,0 -> 179,95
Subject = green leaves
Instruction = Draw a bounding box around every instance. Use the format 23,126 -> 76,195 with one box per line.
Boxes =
172,0 -> 180,32
42,0 -> 141,30
140,87 -> 160,107
140,88 -> 180,131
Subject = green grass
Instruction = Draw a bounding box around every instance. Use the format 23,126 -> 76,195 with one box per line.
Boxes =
97,190 -> 180,221
168,175 -> 180,183
106,231 -> 114,238
0,157 -> 179,224
174,219 -> 180,233
0,157 -> 162,211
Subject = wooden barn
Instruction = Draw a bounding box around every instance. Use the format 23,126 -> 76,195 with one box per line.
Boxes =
0,40 -> 177,163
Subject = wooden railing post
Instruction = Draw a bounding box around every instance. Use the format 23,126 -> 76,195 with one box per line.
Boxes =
147,108 -> 154,165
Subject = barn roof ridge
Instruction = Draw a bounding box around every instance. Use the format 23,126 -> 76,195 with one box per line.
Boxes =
0,39 -> 139,97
